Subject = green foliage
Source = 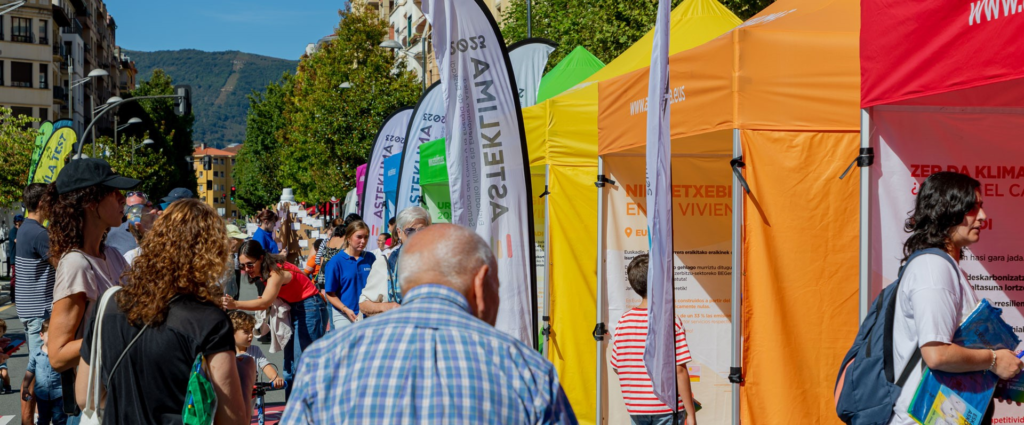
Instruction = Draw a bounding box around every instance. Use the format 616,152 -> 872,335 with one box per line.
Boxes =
234,73 -> 293,216
124,70 -> 197,197
0,108 -> 38,208
501,0 -> 771,67
97,135 -> 175,197
278,9 -> 421,204
128,49 -> 299,148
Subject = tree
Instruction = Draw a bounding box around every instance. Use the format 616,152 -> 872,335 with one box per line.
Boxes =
99,135 -> 175,197
0,108 -> 39,208
234,73 -> 293,216
278,8 -> 421,204
501,0 -> 772,67
124,69 -> 197,196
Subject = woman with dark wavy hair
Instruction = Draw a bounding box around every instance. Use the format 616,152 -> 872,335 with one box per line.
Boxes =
888,171 -> 1021,425
78,199 -> 250,424
45,160 -> 139,401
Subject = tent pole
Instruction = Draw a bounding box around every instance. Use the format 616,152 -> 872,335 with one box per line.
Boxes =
730,129 -> 743,425
859,108 -> 871,323
542,164 -> 552,357
596,156 -> 606,425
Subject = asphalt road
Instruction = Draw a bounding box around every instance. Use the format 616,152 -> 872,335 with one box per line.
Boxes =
0,277 -> 287,425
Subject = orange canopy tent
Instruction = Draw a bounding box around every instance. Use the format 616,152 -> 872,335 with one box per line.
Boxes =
596,0 -> 861,422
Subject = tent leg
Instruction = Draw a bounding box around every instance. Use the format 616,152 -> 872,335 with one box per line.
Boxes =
859,108 -> 872,323
596,156 -> 606,425
730,129 -> 743,425
542,165 -> 552,357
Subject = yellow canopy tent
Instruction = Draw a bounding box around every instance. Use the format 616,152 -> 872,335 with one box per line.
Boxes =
523,0 -> 741,423
596,0 -> 861,423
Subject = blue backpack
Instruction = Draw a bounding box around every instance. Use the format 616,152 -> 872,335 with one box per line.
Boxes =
834,248 -> 957,425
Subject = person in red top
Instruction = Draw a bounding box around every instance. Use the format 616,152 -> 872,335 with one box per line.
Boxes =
224,241 -> 328,400
611,254 -> 697,425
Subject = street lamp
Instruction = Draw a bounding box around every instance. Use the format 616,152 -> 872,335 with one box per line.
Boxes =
380,39 -> 426,93
115,117 -> 142,146
0,1 -> 26,16
69,68 -> 108,135
90,96 -> 123,156
132,138 -> 154,164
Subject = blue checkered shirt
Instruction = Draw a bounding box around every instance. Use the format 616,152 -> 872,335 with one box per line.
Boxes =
280,284 -> 577,424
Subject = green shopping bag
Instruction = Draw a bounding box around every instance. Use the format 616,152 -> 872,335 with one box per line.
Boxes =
182,354 -> 218,425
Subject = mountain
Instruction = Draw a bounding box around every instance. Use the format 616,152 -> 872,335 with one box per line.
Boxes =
126,49 -> 298,149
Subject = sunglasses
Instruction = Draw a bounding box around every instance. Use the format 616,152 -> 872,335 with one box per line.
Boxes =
404,227 -> 421,236
241,261 -> 258,270
126,191 -> 149,201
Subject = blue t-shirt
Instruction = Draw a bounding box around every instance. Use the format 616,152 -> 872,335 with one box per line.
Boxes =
252,227 -> 279,254
324,250 -> 376,315
27,349 -> 62,400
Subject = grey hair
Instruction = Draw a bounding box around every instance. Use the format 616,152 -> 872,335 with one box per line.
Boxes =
397,225 -> 496,293
396,206 -> 432,230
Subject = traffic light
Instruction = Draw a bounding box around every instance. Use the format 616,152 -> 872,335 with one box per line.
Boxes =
230,186 -> 236,202
174,84 -> 192,117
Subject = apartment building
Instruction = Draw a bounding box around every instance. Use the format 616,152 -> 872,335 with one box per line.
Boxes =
0,0 -> 68,125
68,0 -> 120,134
194,144 -> 240,219
116,46 -> 136,92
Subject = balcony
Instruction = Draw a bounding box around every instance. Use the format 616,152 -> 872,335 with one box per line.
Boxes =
11,34 -> 35,43
53,87 -> 66,101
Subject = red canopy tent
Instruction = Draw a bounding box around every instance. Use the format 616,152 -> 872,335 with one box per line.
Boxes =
861,2 -> 1024,422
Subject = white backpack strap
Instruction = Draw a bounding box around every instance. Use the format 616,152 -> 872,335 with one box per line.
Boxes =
83,286 -> 122,419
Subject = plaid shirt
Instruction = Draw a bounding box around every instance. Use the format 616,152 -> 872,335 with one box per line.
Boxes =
281,284 -> 577,424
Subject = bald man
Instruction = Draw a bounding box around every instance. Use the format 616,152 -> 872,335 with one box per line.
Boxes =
282,224 -> 577,424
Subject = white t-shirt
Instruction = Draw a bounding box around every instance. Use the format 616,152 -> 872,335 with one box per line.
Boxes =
359,253 -> 390,304
54,246 -> 129,338
889,254 -> 979,425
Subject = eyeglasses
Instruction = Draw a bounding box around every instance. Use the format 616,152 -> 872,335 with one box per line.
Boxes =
126,191 -> 149,201
404,227 -> 421,237
241,261 -> 258,270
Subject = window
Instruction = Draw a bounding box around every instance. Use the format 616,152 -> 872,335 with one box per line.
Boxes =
231,159 -> 236,165
38,20 -> 47,44
39,64 -> 48,89
0,60 -> 4,86
199,171 -> 204,178
198,184 -> 204,192
11,107 -> 32,118
10,62 -> 32,88
38,108 -> 48,121
12,17 -> 32,43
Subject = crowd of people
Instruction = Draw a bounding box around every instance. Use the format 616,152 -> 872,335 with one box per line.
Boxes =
1,154 -> 1003,425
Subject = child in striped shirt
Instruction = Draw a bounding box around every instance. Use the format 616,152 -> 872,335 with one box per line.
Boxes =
611,254 -> 697,425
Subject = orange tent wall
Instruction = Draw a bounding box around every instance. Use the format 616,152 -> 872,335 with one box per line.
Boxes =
740,130 -> 860,424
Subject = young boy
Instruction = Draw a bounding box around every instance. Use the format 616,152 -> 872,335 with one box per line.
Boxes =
611,254 -> 698,425
22,319 -> 66,425
229,310 -> 284,388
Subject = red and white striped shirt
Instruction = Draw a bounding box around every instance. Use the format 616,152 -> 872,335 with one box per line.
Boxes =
610,308 -> 692,415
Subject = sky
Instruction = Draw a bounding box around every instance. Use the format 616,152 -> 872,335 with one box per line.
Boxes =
105,0 -> 349,60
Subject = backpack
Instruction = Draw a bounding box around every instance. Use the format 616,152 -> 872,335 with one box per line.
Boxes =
182,354 -> 218,425
834,248 -> 958,425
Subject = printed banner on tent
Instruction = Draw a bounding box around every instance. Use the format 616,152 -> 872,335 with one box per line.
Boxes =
383,153 -> 402,225
423,0 -> 538,344
508,38 -> 557,109
870,108 -> 1024,422
418,138 -> 451,223
397,82 -> 446,212
360,108 -> 413,252
603,155 -> 734,425
33,121 -> 77,184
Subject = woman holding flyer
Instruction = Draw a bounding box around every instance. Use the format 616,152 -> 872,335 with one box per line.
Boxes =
889,171 -> 1023,425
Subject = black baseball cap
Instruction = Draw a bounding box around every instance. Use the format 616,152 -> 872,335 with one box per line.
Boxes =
160,187 -> 194,206
55,158 -> 140,195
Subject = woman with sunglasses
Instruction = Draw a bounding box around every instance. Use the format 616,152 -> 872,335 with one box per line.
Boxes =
223,240 -> 328,400
44,159 -> 140,421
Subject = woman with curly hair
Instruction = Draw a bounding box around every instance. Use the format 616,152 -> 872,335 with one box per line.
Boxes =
78,199 -> 251,424
224,239 -> 328,400
888,171 -> 1021,425
45,159 -> 139,387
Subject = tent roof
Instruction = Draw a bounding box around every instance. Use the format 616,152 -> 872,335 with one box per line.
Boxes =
599,0 -> 861,154
580,0 -> 741,85
536,47 -> 605,103
861,0 -> 1024,108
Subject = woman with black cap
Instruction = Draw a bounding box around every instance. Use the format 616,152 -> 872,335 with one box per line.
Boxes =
43,158 -> 140,419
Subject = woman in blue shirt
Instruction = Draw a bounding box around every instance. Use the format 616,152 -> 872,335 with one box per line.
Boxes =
323,220 -> 375,331
252,210 -> 280,254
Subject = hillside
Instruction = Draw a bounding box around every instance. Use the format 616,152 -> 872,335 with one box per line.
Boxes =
126,49 -> 298,148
